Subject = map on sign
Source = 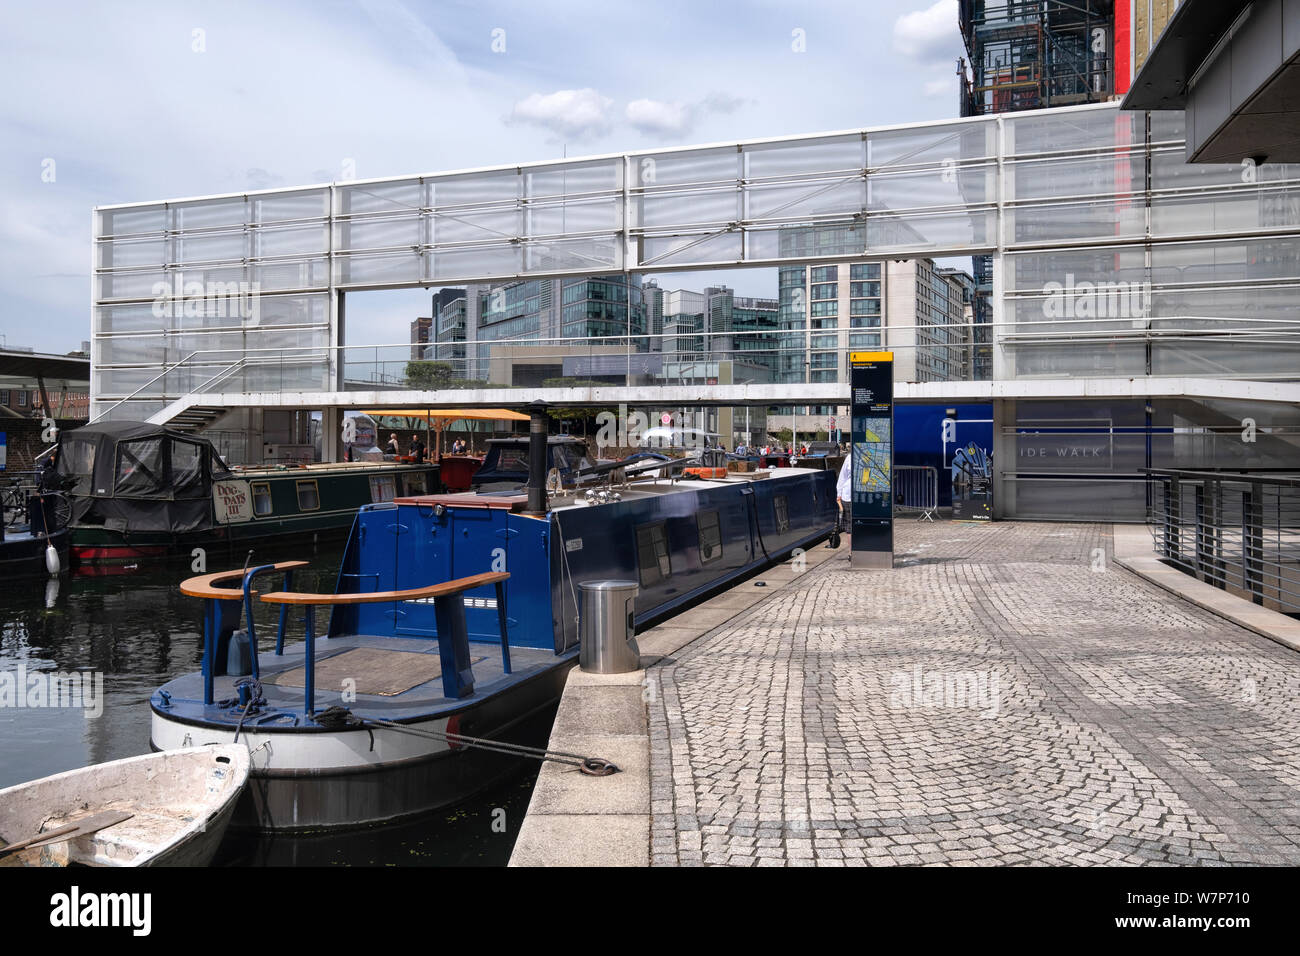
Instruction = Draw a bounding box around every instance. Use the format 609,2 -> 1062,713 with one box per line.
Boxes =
854,417 -> 892,495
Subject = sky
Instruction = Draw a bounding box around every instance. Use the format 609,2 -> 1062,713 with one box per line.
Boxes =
0,0 -> 968,352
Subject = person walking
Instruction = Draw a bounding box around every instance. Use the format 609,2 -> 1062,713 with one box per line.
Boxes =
837,451 -> 852,522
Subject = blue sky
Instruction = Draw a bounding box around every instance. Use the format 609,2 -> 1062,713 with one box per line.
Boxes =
0,0 -> 966,352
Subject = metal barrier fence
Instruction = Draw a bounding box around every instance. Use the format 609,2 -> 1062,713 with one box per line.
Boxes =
894,465 -> 938,521
1147,468 -> 1300,615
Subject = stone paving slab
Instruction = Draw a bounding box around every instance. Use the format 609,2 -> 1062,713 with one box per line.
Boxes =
650,521 -> 1300,866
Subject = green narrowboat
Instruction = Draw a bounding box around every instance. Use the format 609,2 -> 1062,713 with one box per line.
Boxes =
54,421 -> 439,566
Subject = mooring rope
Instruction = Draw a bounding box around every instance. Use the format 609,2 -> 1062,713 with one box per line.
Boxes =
311,706 -> 618,776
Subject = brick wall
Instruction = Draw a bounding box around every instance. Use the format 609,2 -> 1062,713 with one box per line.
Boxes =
0,418 -> 82,474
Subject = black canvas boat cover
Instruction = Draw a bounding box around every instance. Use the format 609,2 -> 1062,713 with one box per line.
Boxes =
55,421 -> 229,533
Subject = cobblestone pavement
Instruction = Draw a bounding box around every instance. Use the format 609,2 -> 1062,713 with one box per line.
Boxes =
647,522 -> 1300,866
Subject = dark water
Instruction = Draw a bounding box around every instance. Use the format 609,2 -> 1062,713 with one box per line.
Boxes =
0,539 -> 542,866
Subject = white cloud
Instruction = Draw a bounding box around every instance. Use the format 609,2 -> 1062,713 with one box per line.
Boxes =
894,0 -> 959,60
626,92 -> 749,138
626,99 -> 692,136
923,78 -> 951,98
509,88 -> 614,140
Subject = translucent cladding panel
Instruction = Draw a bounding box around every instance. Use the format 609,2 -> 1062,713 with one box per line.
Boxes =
96,335 -> 169,366
99,238 -> 165,269
1006,297 -> 1148,342
335,251 -> 424,285
744,136 -> 863,177
638,187 -> 736,228
171,197 -> 250,231
97,269 -> 169,300
866,209 -> 993,250
338,181 -> 422,216
868,119 -> 995,168
99,400 -> 165,422
1004,246 -> 1148,292
637,152 -> 742,196
95,366 -> 178,394
95,303 -> 167,335
1002,106 -> 1140,157
1005,478 -> 1147,520
1150,237 -> 1300,284
1150,285 -> 1300,331
1148,111 -> 1187,144
99,206 -> 166,237
429,244 -> 522,281
523,237 -> 618,273
432,206 -> 519,244
257,223 -> 329,257
1008,341 -> 1147,378
526,197 -> 619,235
868,169 -> 982,211
432,168 -> 519,206
338,214 -> 423,250
177,231 -> 248,264
242,292 -> 328,327
525,160 -> 618,197
254,189 -> 329,223
641,230 -> 742,267
1152,186 -> 1300,235
1152,398 -> 1300,468
1009,199 -> 1146,243
1151,341 -> 1300,380
745,178 -> 865,220
1009,151 -> 1144,201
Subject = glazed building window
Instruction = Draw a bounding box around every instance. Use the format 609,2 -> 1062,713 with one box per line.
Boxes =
404,473 -> 426,496
252,482 -> 273,516
697,510 -> 722,564
296,479 -> 320,511
635,522 -> 672,587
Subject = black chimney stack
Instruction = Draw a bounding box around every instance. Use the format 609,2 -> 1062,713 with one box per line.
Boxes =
523,400 -> 548,515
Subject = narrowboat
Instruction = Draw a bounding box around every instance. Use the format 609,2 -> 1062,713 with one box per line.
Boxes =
149,407 -> 837,832
54,421 -> 439,566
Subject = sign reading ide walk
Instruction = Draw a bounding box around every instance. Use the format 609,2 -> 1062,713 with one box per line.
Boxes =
849,352 -> 893,570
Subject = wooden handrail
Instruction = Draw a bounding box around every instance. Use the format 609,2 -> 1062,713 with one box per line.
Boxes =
258,571 -> 510,606
180,561 -> 311,599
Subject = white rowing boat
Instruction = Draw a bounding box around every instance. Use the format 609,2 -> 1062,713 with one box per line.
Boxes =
0,746 -> 250,867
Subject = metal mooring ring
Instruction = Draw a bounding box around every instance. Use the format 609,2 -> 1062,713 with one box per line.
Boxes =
579,757 -> 620,776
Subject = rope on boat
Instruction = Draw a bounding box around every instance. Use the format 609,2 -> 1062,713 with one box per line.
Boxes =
312,706 -> 619,776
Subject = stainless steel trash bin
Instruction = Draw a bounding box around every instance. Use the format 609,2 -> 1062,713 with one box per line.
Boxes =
579,580 -> 641,674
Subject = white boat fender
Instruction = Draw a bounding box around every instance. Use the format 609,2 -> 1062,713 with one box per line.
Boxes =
45,542 -> 61,575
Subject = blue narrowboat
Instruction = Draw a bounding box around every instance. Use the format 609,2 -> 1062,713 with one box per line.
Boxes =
149,409 -> 837,831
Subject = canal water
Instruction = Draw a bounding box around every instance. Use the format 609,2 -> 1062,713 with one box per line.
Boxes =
0,539 -> 544,866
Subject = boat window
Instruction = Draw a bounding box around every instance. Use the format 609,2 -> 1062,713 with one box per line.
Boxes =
774,495 -> 790,534
497,448 -> 528,472
251,481 -> 273,516
370,475 -> 397,503
404,472 -> 426,496
697,510 -> 722,564
115,439 -> 166,498
296,479 -> 320,511
171,440 -> 205,495
59,438 -> 96,495
635,522 -> 672,587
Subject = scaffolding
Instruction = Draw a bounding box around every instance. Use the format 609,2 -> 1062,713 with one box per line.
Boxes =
959,1 -> 1114,118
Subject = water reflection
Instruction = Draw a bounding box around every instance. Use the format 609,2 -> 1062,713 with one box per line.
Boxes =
0,540 -> 540,866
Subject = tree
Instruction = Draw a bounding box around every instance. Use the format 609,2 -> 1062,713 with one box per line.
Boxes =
404,361 -> 457,390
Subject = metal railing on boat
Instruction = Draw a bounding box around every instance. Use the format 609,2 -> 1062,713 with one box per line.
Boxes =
178,565 -> 512,719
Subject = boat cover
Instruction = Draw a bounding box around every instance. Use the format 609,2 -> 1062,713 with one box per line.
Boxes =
55,421 -> 228,533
